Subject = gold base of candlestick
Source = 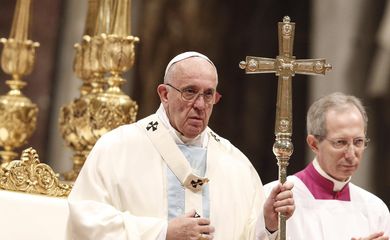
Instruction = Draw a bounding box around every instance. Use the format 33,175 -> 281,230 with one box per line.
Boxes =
62,152 -> 86,182
60,89 -> 138,181
0,93 -> 38,165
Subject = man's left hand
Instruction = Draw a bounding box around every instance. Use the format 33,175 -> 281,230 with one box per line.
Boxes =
263,181 -> 295,232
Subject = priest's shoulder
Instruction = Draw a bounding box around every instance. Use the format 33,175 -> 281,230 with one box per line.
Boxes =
349,183 -> 390,211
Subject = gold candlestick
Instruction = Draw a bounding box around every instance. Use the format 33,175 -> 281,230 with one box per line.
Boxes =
0,0 -> 39,165
240,16 -> 332,240
59,0 -> 138,181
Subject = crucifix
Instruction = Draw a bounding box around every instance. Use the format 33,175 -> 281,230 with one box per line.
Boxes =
239,16 -> 332,240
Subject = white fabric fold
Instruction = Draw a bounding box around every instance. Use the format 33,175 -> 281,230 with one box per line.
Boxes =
68,111 -> 271,240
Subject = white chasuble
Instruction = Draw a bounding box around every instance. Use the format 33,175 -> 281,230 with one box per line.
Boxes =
68,112 -> 270,240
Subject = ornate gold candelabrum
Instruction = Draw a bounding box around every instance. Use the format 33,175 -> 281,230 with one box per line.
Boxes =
0,0 -> 39,166
59,0 -> 139,181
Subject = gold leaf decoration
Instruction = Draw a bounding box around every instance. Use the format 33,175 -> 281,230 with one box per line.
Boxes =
0,147 -> 72,197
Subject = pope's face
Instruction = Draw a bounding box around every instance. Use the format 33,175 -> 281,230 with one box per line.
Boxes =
308,106 -> 366,181
158,57 -> 218,139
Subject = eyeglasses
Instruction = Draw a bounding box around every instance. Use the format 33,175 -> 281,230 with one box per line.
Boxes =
315,135 -> 370,151
165,83 -> 221,104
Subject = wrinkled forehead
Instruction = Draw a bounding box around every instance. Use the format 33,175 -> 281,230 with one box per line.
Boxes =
324,105 -> 366,131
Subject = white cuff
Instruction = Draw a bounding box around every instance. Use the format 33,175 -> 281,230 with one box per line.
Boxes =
265,228 -> 279,240
157,221 -> 168,240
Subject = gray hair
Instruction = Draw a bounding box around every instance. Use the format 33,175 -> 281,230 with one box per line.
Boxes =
306,92 -> 368,137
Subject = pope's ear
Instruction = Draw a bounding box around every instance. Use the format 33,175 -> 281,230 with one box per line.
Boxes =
307,134 -> 319,153
157,84 -> 168,103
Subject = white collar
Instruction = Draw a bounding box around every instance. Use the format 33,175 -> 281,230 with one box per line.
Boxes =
313,158 -> 351,191
156,104 -> 208,148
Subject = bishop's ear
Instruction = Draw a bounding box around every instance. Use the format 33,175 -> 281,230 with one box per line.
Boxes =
306,134 -> 319,153
157,84 -> 169,104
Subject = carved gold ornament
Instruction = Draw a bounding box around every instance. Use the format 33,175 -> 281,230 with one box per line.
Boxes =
0,148 -> 72,197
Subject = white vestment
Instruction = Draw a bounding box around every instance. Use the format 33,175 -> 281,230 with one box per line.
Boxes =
264,164 -> 390,240
68,109 -> 272,240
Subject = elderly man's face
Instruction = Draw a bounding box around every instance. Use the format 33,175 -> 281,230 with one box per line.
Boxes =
307,105 -> 366,181
158,57 -> 218,138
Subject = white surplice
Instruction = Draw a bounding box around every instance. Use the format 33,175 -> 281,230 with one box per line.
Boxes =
264,173 -> 390,240
68,107 -> 272,240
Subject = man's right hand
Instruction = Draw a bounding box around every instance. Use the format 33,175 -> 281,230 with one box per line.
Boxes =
351,232 -> 389,240
166,210 -> 215,240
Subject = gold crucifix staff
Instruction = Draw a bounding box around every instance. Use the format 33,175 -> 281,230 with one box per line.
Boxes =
239,16 -> 332,240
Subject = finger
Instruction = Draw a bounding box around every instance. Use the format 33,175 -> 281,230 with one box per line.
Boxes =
273,196 -> 294,208
367,231 -> 385,239
378,237 -> 389,240
275,189 -> 293,201
274,205 -> 295,216
198,225 -> 215,235
351,232 -> 386,240
197,217 -> 211,226
198,233 -> 214,240
269,183 -> 283,199
281,181 -> 294,191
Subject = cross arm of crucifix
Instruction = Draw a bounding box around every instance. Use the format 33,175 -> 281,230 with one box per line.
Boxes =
239,56 -> 332,76
239,16 -> 331,77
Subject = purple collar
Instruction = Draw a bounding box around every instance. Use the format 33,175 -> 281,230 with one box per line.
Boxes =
295,162 -> 350,201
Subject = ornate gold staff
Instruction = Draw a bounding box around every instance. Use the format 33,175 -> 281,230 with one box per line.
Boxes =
239,16 -> 332,240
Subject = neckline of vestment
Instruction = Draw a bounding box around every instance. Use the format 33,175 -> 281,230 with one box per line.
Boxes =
295,162 -> 351,201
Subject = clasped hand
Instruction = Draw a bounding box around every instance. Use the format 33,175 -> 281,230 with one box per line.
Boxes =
167,209 -> 215,240
351,232 -> 389,240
